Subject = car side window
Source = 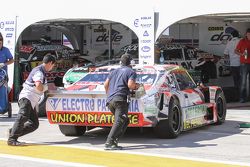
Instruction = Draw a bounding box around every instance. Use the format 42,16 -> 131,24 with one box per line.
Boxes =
174,71 -> 196,90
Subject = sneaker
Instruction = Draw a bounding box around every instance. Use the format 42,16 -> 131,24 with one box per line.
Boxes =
104,141 -> 123,150
7,140 -> 25,146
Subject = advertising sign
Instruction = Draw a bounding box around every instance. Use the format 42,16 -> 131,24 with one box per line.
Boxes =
133,13 -> 155,65
199,24 -> 240,57
0,17 -> 16,89
0,19 -> 16,55
85,24 -> 132,55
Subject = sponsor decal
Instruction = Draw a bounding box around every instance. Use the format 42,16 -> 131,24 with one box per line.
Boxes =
184,105 -> 207,119
5,27 -> 14,31
48,98 -> 61,110
47,111 -> 141,126
208,27 -> 224,31
19,46 -> 34,53
141,39 -> 151,43
5,21 -> 14,25
183,117 -> 206,129
0,22 -> 4,29
210,32 -> 231,42
48,97 -> 140,112
183,105 -> 208,129
121,44 -> 138,52
141,23 -> 152,28
143,30 -> 149,37
93,25 -> 107,32
209,26 -> 239,44
96,29 -> 123,42
141,16 -> 151,20
22,71 -> 66,82
141,46 -> 151,52
6,33 -> 12,38
134,19 -> 139,27
140,55 -> 151,59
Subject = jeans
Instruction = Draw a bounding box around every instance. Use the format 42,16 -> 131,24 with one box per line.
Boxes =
8,98 -> 39,141
230,66 -> 241,89
240,64 -> 250,101
106,96 -> 129,144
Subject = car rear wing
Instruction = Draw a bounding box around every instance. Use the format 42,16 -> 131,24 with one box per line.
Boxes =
47,90 -> 106,96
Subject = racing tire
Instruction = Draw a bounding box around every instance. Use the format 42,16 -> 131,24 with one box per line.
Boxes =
59,125 -> 86,136
154,97 -> 182,139
215,90 -> 226,125
7,102 -> 12,118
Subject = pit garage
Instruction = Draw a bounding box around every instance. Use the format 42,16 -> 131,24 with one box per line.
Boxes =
13,19 -> 137,99
10,13 -> 250,116
156,13 -> 250,102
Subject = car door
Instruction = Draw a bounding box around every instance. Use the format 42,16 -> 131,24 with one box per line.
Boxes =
172,69 -> 204,108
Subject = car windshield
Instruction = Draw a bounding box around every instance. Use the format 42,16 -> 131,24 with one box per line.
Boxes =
78,71 -> 157,85
79,73 -> 109,83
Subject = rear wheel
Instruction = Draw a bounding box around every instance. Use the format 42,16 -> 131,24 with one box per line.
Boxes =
154,97 -> 182,138
59,125 -> 86,136
215,90 -> 226,125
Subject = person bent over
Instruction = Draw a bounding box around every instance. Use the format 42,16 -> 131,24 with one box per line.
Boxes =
7,54 -> 56,146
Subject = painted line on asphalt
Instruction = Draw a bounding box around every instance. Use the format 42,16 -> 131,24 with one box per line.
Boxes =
0,139 -> 249,167
0,154 -> 104,167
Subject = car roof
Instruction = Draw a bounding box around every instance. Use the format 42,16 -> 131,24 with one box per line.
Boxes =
92,64 -> 184,73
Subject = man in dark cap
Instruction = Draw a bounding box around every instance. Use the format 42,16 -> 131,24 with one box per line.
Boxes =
7,54 -> 56,146
104,53 -> 139,150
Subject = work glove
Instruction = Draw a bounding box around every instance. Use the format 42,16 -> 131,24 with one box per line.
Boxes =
0,63 -> 5,68
43,84 -> 48,92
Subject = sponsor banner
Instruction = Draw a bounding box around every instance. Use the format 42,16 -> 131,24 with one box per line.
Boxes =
0,18 -> 16,55
46,97 -> 142,113
0,17 -> 16,88
133,13 -> 154,65
85,24 -> 131,55
47,111 -> 143,127
199,24 -> 239,57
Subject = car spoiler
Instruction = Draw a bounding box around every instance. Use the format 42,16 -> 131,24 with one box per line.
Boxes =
47,90 -> 106,96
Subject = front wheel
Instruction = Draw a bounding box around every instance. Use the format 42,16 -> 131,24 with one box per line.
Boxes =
154,97 -> 182,138
215,90 -> 226,125
59,125 -> 86,136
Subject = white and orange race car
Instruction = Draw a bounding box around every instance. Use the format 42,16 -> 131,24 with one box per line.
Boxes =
46,64 -> 226,138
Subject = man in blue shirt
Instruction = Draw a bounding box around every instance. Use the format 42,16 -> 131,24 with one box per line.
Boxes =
104,54 -> 139,150
0,32 -> 14,75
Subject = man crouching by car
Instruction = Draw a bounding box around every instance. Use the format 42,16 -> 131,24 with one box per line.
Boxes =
7,54 -> 56,146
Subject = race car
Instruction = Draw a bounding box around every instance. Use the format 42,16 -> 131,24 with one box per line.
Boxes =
46,64 -> 226,138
